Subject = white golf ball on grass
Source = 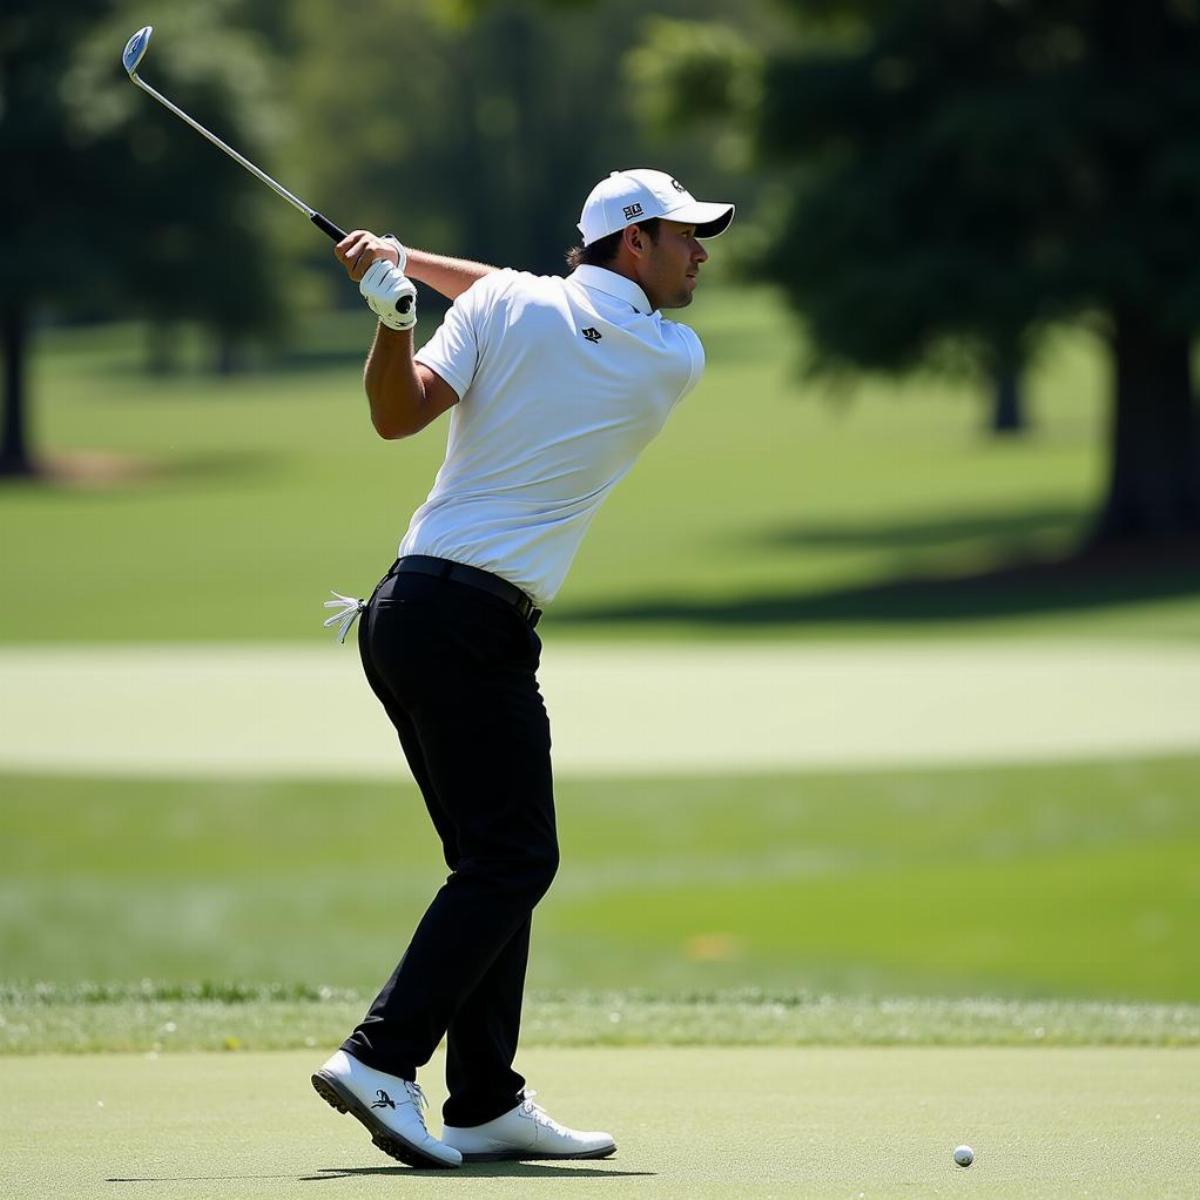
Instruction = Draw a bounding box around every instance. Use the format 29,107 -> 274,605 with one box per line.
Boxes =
953,1144 -> 975,1167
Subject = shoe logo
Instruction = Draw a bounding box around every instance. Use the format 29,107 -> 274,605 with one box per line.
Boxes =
370,1089 -> 397,1110
581,327 -> 602,343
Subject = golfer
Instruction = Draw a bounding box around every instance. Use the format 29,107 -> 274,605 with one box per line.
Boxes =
312,169 -> 733,1168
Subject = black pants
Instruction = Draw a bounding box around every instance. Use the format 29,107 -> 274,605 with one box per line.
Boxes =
341,563 -> 558,1127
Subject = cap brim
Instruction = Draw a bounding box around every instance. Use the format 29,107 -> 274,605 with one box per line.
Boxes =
664,201 -> 735,239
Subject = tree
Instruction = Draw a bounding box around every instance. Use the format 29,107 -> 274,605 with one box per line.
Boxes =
756,0 -> 1200,543
0,1 -> 113,476
274,0 -> 764,283
0,0 -> 283,476
990,366 -> 1026,436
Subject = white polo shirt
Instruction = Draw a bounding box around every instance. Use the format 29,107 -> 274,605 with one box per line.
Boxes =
401,264 -> 705,606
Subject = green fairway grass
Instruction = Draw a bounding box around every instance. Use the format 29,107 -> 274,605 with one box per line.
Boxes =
4,983 -> 1198,1055
7,289 -> 1198,643
3,1047 -> 1198,1199
5,754 -> 1197,1001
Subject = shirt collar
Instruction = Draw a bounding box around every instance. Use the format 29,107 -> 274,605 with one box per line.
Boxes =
570,265 -> 653,316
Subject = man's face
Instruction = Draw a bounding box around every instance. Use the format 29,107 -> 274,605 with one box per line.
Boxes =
637,220 -> 710,310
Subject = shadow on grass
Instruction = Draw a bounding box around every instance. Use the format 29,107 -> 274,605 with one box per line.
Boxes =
753,504 -> 1084,552
89,347 -> 368,380
307,1162 -> 653,1180
0,450 -> 283,493
555,542 -> 1200,630
108,1161 -> 652,1185
154,450 -> 283,485
268,346 -> 371,373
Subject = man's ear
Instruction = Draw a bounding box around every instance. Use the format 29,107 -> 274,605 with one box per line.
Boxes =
623,224 -> 647,258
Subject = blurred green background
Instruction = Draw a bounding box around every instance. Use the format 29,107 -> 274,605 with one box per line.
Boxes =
3,0 -> 1200,1049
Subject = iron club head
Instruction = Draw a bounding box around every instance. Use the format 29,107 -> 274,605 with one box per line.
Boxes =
122,26 -> 153,78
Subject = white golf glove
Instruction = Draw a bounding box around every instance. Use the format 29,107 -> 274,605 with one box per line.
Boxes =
382,235 -> 407,273
360,257 -> 417,332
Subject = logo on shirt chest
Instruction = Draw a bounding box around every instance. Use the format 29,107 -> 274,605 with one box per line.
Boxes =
581,327 -> 603,343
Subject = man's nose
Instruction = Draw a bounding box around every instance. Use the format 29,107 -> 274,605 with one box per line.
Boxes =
693,240 -> 709,263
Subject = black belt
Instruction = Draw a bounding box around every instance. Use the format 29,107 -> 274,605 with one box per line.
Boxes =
393,555 -> 541,625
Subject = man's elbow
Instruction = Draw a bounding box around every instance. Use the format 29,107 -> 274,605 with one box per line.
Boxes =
369,412 -> 412,441
371,412 -> 420,440
369,397 -> 434,440
366,382 -> 425,440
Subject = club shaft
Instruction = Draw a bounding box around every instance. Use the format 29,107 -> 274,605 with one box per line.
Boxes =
131,74 -> 345,240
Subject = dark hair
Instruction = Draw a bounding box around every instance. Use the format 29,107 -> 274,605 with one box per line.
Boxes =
565,219 -> 661,270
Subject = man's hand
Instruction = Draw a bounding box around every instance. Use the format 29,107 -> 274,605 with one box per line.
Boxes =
335,230 -> 406,282
360,259 -> 417,332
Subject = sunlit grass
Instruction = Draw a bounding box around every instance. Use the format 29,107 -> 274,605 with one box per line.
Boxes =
8,292 -> 1192,643
4,754 -> 1197,1002
4,983 -> 1197,1054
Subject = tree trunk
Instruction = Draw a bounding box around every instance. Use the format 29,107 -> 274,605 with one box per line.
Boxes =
0,303 -> 36,478
213,331 -> 243,376
990,366 -> 1026,435
1092,310 -> 1200,542
146,319 -> 181,376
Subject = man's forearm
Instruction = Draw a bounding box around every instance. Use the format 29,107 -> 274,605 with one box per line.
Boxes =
403,249 -> 498,301
364,325 -> 426,439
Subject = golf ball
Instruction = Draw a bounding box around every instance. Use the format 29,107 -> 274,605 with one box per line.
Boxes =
953,1145 -> 975,1168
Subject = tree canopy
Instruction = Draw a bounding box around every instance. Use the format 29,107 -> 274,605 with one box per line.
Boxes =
760,1 -> 1200,363
0,0 -> 285,472
751,0 -> 1200,541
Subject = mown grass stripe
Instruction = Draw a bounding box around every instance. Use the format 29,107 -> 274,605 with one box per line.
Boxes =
3,985 -> 1197,1054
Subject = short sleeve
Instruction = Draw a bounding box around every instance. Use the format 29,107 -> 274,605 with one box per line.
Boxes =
414,270 -> 513,400
675,324 -> 706,404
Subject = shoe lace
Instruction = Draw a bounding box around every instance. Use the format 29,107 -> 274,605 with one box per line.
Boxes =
402,1079 -> 430,1123
519,1090 -> 569,1136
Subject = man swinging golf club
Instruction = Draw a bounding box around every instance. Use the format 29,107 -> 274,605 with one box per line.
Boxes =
312,169 -> 734,1168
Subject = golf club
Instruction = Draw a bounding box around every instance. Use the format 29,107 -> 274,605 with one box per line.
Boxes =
121,26 -> 346,242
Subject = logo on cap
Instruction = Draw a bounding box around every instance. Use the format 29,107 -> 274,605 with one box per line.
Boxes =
622,203 -> 644,220
670,178 -> 686,193
581,327 -> 602,343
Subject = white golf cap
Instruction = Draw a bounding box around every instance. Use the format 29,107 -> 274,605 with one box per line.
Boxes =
578,168 -> 735,247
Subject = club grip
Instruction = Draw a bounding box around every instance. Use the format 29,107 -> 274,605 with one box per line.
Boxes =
310,212 -> 347,242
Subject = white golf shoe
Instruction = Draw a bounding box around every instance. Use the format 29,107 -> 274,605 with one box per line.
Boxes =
311,1049 -> 462,1169
442,1090 -> 616,1162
